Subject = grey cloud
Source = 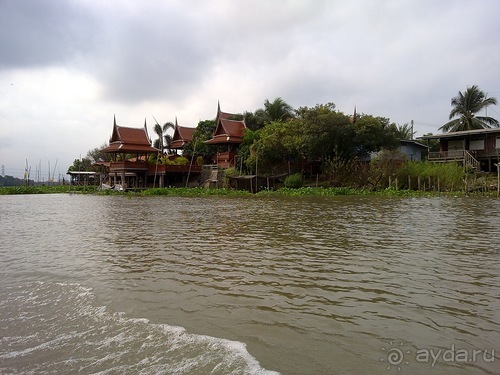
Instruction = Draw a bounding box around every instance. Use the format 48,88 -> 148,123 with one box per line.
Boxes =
0,0 -> 100,68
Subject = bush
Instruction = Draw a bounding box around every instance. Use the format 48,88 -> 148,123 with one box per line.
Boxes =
284,173 -> 303,188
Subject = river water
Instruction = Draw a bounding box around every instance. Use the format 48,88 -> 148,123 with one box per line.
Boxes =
1,194 -> 499,374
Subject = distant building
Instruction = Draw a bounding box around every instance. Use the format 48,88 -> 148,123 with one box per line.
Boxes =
398,140 -> 427,161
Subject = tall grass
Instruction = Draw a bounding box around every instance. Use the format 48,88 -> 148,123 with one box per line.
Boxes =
0,185 -> 97,195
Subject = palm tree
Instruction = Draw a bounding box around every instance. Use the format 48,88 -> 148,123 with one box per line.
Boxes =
439,85 -> 498,132
153,121 -> 174,153
255,97 -> 294,124
395,123 -> 416,140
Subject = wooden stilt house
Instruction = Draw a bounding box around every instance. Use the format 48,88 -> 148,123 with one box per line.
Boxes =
101,116 -> 159,189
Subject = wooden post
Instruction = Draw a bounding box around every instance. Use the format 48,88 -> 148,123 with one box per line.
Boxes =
408,175 -> 411,190
495,163 -> 499,198
418,176 -> 421,190
255,154 -> 258,193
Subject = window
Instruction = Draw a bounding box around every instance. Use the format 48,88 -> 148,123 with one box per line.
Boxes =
469,138 -> 485,151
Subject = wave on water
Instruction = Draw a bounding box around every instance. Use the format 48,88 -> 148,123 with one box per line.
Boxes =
0,281 -> 279,375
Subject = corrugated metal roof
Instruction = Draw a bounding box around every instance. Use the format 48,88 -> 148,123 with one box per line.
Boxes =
419,127 -> 500,140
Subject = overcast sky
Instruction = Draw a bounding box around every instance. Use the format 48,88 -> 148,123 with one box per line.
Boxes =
1,0 -> 499,179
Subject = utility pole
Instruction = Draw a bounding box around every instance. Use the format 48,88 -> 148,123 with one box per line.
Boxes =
410,120 -> 414,140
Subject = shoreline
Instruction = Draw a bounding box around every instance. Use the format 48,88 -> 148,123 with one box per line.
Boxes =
1,185 -> 498,198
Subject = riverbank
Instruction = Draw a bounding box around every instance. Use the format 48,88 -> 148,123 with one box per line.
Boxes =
1,185 -> 498,197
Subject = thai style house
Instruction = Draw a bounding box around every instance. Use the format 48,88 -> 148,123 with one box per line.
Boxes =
100,117 -> 201,189
419,128 -> 500,172
170,118 -> 195,152
101,117 -> 158,189
205,103 -> 246,168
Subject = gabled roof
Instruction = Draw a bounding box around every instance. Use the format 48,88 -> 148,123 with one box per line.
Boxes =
206,103 -> 246,145
170,118 -> 195,149
102,116 -> 159,154
399,139 -> 427,149
419,127 -> 500,140
216,101 -> 234,120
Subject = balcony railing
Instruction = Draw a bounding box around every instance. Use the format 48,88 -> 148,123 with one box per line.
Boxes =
148,164 -> 202,173
109,161 -> 149,172
428,150 -> 465,160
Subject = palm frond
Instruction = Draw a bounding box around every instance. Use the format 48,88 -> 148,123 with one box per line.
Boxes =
443,85 -> 498,132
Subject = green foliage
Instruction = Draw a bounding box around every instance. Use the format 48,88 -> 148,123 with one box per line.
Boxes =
0,185 -> 97,195
395,123 -> 416,140
322,156 -> 366,187
153,121 -> 174,153
139,187 -> 251,196
440,85 -> 499,132
223,167 -> 240,178
68,157 -> 96,172
284,173 -> 303,188
254,97 -> 295,125
87,144 -> 112,163
367,149 -> 407,190
0,175 -> 29,186
236,129 -> 258,172
183,120 -> 217,161
162,156 -> 189,165
353,115 -> 399,156
295,103 -> 353,160
249,121 -> 300,173
401,161 -> 465,191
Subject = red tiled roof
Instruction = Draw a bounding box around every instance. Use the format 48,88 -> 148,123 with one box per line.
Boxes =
206,119 -> 246,144
206,104 -> 246,145
102,119 -> 158,154
170,124 -> 195,149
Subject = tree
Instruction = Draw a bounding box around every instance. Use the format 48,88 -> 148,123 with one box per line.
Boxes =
254,97 -> 294,126
395,123 -> 416,140
295,103 -> 353,160
439,85 -> 498,132
354,115 -> 399,156
153,121 -> 174,153
87,144 -> 112,163
183,120 -> 217,162
67,157 -> 94,172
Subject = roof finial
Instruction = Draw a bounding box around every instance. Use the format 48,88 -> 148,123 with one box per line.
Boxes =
175,116 -> 178,127
113,114 -> 116,127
